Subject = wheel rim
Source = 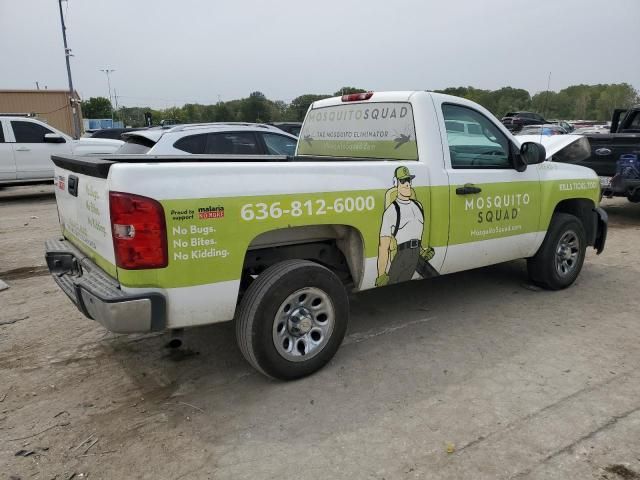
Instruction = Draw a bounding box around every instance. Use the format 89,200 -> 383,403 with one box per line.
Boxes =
555,230 -> 580,277
272,287 -> 335,362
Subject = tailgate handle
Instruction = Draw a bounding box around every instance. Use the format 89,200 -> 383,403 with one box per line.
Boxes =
456,184 -> 482,195
68,175 -> 79,197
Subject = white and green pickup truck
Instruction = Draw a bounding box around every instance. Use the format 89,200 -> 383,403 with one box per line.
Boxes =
46,91 -> 607,379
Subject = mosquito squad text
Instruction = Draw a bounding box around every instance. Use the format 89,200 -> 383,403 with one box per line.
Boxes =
306,106 -> 409,122
465,193 -> 530,224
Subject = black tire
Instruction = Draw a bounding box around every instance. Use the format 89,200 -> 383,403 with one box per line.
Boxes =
527,213 -> 587,290
235,260 -> 349,380
627,193 -> 640,203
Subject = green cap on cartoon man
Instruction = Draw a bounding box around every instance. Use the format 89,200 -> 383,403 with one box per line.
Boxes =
394,166 -> 415,181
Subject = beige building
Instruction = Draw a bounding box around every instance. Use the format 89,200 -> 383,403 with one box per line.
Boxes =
0,89 -> 83,137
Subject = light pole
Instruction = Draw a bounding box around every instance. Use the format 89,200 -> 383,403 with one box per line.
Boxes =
99,68 -> 115,123
58,0 -> 80,139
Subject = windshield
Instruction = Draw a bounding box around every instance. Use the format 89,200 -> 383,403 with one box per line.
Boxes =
116,136 -> 155,154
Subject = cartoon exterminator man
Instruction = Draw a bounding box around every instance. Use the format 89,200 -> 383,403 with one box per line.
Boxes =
375,166 -> 437,286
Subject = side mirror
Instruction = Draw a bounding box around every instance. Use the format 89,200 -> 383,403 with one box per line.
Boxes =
520,141 -> 546,166
44,133 -> 66,144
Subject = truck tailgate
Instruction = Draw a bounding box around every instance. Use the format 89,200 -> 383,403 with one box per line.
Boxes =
54,166 -> 117,277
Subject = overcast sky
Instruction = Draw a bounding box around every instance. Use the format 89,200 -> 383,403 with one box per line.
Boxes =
2,0 -> 639,108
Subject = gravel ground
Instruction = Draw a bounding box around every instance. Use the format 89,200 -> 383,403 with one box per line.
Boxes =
1,185 -> 639,480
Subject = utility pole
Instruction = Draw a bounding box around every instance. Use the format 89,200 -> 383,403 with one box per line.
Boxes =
58,0 -> 80,139
99,68 -> 115,123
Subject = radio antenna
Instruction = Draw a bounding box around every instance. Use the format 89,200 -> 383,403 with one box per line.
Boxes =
542,71 -> 552,119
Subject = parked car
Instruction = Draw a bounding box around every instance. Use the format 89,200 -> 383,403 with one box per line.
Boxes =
553,106 -> 640,200
445,120 -> 483,135
90,127 -> 145,140
0,116 -> 122,186
268,122 -> 302,136
548,120 -> 574,133
572,126 -> 609,135
501,111 -> 548,132
116,122 -> 298,156
516,124 -> 568,136
46,91 -> 606,380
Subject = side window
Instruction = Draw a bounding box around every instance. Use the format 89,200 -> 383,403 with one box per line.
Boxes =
262,133 -> 297,156
205,132 -> 259,155
0,122 -> 5,143
442,104 -> 511,169
173,134 -> 206,154
11,121 -> 53,143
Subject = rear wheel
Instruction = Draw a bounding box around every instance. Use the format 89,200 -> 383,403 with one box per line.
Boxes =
527,213 -> 586,290
627,192 -> 640,203
235,260 -> 349,380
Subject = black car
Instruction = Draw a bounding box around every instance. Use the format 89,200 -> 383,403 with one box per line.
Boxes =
501,112 -> 547,132
268,122 -> 302,137
90,127 -> 145,140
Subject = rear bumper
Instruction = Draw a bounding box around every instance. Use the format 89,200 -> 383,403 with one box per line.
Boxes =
45,238 -> 166,333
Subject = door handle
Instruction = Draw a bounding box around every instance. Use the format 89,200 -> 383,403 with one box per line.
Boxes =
456,184 -> 482,195
15,147 -> 30,152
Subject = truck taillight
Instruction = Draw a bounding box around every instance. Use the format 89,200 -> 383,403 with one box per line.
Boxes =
341,92 -> 374,102
109,191 -> 168,269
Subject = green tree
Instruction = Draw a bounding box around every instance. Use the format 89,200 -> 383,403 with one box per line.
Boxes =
288,94 -> 330,121
333,86 -> 367,96
81,97 -> 112,118
240,91 -> 272,122
491,87 -> 531,116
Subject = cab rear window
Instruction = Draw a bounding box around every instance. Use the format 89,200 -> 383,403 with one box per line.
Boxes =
297,102 -> 417,160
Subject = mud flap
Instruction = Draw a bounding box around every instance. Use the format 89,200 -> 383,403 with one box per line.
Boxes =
593,207 -> 608,255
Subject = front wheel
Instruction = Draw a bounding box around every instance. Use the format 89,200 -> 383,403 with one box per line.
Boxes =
235,260 -> 349,380
527,213 -> 587,290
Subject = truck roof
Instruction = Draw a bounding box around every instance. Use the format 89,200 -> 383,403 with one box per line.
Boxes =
312,91 -> 418,109
310,91 -> 497,113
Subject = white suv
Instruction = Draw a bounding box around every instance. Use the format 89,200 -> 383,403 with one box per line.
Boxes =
116,123 -> 298,156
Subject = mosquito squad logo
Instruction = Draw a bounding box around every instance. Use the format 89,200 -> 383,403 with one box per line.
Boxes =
464,193 -> 530,224
305,105 -> 410,123
198,205 -> 225,220
297,102 -> 418,160
56,175 -> 65,191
